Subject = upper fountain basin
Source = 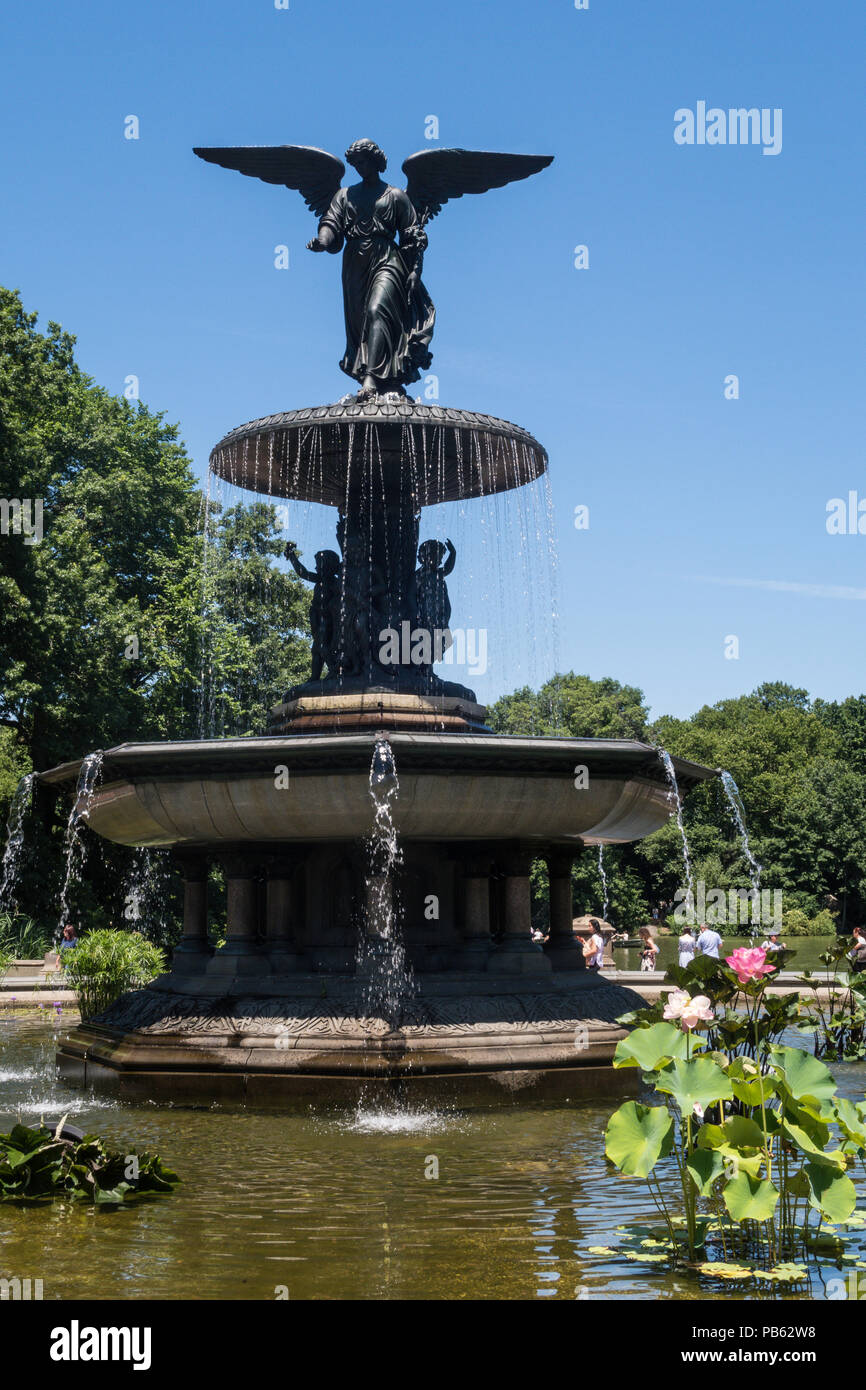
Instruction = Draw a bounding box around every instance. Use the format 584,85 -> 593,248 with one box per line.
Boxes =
209,400 -> 548,507
39,734 -> 715,850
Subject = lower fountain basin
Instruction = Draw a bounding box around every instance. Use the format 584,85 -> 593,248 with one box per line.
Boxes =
40,732 -> 713,849
56,971 -> 646,1106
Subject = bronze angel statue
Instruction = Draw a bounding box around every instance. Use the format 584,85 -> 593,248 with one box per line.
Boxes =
194,138 -> 552,398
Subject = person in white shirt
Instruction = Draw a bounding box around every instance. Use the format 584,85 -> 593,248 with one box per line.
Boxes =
583,920 -> 605,970
760,931 -> 786,953
678,926 -> 696,968
695,924 -> 723,959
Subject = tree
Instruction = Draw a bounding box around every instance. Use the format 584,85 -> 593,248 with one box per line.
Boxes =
489,671 -> 650,739
0,287 -> 311,936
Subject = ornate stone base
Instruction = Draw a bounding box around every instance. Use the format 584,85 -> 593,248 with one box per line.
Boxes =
56,972 -> 645,1106
268,691 -> 489,735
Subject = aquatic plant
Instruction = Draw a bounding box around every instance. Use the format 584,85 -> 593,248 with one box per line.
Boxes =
63,929 -> 166,1020
0,1119 -> 179,1203
605,946 -> 866,1273
798,938 -> 866,1062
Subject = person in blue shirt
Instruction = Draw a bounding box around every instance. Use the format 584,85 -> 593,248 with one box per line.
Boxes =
695,923 -> 723,959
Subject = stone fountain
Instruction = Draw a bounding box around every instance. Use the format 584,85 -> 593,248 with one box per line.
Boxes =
46,135 -> 714,1103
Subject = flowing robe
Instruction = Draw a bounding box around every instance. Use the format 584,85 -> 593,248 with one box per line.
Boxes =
319,183 -> 435,388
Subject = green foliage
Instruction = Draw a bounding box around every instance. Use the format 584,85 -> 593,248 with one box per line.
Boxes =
489,671 -> 649,739
797,938 -> 866,1061
603,951 -> 866,1275
0,912 -> 52,958
0,287 -> 312,937
63,930 -> 166,1020
604,1101 -> 673,1178
493,673 -> 866,932
0,1120 -> 179,1203
783,908 -> 837,937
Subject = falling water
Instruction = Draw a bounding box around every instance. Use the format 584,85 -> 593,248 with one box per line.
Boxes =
719,770 -> 762,898
657,748 -> 695,916
0,773 -> 36,914
123,847 -> 173,947
356,738 -> 414,1026
56,752 -> 104,935
597,845 -> 609,921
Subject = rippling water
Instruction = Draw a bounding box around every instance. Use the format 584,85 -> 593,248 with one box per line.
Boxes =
1,1017 -> 865,1301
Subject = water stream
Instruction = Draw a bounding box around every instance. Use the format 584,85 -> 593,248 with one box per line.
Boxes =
356,739 -> 415,1027
0,773 -> 35,914
657,748 -> 695,916
719,769 -> 763,898
56,752 -> 104,937
597,845 -> 609,921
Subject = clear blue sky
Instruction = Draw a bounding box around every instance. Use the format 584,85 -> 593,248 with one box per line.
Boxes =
2,0 -> 864,717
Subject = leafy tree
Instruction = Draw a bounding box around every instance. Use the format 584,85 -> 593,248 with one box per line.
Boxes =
0,287 -> 311,938
489,671 -> 649,739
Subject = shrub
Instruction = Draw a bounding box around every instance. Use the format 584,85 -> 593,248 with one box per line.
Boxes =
63,930 -> 166,1021
783,907 -> 837,937
0,913 -> 53,958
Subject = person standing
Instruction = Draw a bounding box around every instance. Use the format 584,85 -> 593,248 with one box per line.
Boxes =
583,920 -> 605,971
638,926 -> 660,972
695,922 -> 723,959
678,926 -> 696,969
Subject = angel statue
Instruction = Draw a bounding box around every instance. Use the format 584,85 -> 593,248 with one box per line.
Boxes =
193,138 -> 553,398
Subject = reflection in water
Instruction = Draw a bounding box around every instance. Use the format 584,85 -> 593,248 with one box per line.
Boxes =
0,1017 -> 864,1301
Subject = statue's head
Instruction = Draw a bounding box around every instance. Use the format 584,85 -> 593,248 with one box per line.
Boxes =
345,139 -> 387,175
418,539 -> 447,569
315,549 -> 341,575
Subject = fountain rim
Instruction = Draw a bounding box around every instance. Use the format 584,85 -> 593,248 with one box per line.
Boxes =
38,733 -> 717,793
208,399 -> 549,506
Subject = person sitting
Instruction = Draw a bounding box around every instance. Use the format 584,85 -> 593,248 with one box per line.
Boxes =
761,930 -> 786,953
849,927 -> 866,974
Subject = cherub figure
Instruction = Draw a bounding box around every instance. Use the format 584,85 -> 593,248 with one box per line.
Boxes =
415,538 -> 456,652
285,542 -> 341,680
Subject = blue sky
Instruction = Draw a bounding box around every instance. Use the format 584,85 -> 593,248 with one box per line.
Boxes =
2,0 -> 864,718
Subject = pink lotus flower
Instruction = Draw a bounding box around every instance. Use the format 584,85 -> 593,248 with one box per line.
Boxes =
663,989 -> 715,1030
725,946 -> 776,985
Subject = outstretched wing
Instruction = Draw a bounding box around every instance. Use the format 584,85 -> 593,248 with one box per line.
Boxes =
193,145 -> 345,219
402,148 -> 553,223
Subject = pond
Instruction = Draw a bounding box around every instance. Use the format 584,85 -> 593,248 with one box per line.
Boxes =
1,1014 -> 865,1300
616,935 -> 843,975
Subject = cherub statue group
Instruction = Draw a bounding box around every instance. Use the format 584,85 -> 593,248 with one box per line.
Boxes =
285,531 -> 456,682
